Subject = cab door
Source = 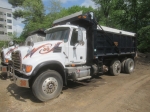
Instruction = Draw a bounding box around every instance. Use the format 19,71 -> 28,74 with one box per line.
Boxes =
68,28 -> 86,64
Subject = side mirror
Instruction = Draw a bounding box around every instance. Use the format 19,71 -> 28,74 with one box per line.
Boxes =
78,27 -> 83,42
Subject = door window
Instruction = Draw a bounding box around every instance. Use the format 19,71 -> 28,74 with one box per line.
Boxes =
70,29 -> 78,46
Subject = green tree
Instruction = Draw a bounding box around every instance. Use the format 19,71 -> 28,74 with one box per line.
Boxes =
9,0 -> 62,38
8,0 -> 25,19
8,32 -> 25,44
8,0 -> 25,7
47,0 -> 62,14
92,0 -> 116,26
22,0 -> 45,22
12,0 -> 45,22
113,0 -> 150,52
9,0 -> 46,38
9,0 -> 45,22
138,25 -> 150,52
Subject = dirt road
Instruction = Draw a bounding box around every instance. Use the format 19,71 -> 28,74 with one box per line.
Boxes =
0,57 -> 150,112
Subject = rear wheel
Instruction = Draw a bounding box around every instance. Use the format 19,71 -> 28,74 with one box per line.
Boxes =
110,59 -> 121,76
32,70 -> 63,101
125,58 -> 134,74
121,58 -> 127,73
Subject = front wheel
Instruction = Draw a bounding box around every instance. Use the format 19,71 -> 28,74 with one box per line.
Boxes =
32,70 -> 63,101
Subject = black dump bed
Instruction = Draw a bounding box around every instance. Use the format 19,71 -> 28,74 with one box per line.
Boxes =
94,29 -> 137,57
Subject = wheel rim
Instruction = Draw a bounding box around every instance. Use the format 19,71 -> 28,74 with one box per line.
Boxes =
129,61 -> 134,71
42,77 -> 58,95
114,62 -> 120,73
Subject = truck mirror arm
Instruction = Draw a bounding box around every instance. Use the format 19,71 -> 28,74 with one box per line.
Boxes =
63,52 -> 68,58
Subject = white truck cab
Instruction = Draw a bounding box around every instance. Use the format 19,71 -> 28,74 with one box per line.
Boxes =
9,24 -> 88,76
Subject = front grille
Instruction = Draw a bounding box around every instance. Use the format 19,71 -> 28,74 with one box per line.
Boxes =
12,51 -> 21,70
1,51 -> 4,62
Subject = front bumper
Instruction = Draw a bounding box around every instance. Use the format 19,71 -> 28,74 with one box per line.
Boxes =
8,66 -> 30,88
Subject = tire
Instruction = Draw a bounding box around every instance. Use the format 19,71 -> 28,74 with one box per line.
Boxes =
32,70 -> 63,102
121,58 -> 127,73
124,58 -> 134,74
110,59 -> 121,76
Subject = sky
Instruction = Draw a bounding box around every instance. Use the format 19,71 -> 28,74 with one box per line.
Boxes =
0,0 -> 96,36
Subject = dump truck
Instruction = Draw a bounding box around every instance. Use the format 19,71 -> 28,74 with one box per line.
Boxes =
0,29 -> 45,73
0,41 -> 18,73
8,11 -> 137,101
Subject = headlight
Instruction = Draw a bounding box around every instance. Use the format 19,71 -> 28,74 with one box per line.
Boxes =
22,64 -> 32,73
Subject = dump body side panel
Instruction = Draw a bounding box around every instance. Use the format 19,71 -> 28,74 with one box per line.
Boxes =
94,30 -> 137,57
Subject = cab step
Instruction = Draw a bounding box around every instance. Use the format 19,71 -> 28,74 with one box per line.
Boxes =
76,76 -> 91,81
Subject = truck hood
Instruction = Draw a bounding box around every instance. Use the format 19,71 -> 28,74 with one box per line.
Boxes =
3,46 -> 18,59
17,46 -> 30,56
32,40 -> 63,48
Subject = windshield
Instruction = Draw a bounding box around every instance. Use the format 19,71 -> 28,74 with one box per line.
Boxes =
46,28 -> 70,41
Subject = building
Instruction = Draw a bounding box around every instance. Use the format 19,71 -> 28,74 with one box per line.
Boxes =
0,7 -> 13,41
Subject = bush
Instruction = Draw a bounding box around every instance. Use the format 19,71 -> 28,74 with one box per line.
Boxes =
138,25 -> 150,52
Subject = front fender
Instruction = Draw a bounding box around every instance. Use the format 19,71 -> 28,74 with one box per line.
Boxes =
30,61 -> 67,86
